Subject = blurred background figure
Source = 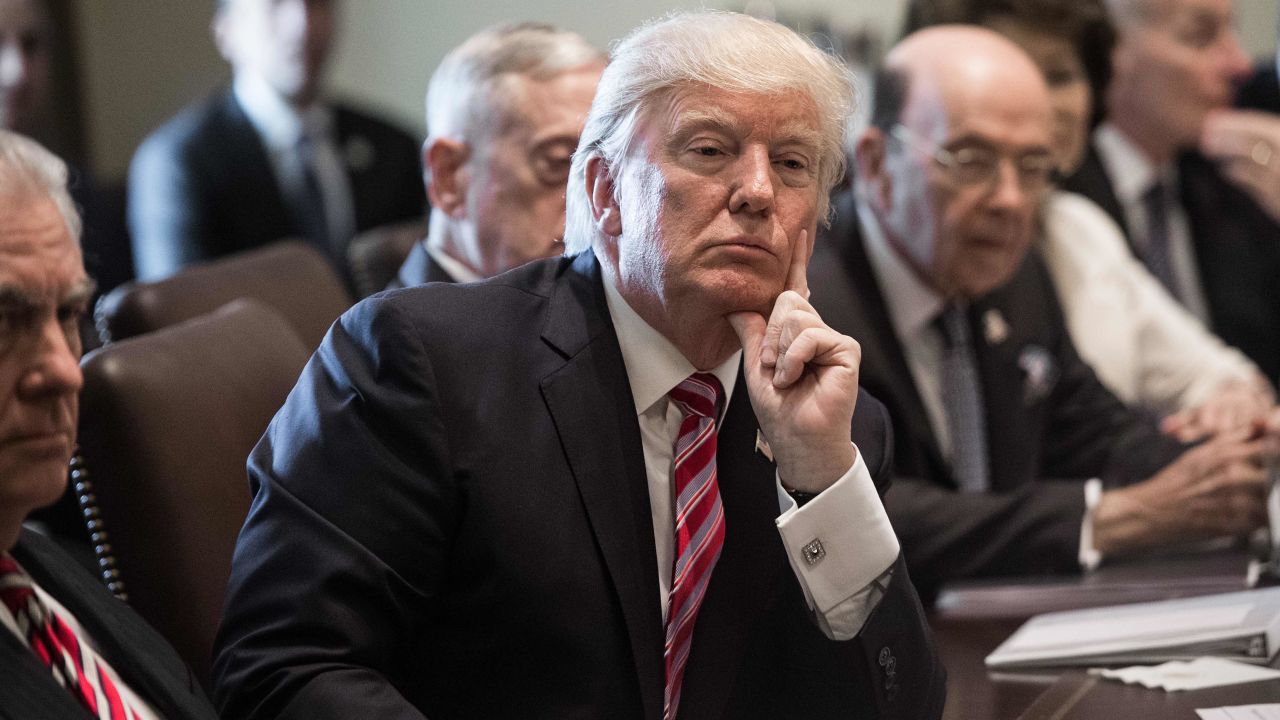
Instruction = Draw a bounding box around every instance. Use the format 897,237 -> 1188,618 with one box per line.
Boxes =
127,0 -> 425,290
811,25 -> 1276,598
1060,0 -> 1280,389
391,22 -> 604,288
903,0 -> 1275,439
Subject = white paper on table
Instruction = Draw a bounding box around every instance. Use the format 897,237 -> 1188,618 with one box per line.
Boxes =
1092,658 -> 1280,691
1196,704 -> 1280,719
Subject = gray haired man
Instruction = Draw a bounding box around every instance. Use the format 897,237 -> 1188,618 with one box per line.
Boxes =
215,12 -> 945,719
391,23 -> 605,287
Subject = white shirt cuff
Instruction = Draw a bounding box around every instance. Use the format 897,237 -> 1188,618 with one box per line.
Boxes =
1079,478 -> 1104,571
775,444 -> 900,640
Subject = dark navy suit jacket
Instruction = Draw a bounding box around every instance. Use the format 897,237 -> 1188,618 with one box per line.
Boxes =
213,253 -> 945,720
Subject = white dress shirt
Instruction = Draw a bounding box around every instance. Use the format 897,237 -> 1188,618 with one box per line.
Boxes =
1094,123 -> 1211,323
0,575 -> 160,719
601,278 -> 900,641
857,203 -> 1103,568
234,74 -> 357,249
426,243 -> 482,283
1039,190 -> 1260,414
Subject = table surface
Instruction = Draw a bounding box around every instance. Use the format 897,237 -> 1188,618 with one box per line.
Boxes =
931,549 -> 1280,719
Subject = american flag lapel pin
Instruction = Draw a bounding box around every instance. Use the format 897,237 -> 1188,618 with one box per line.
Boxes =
755,429 -> 774,463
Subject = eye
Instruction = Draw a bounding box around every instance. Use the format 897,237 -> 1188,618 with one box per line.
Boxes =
692,145 -> 723,157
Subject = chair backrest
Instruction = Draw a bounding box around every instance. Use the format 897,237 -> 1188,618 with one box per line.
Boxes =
95,240 -> 352,349
76,298 -> 311,686
346,219 -> 424,297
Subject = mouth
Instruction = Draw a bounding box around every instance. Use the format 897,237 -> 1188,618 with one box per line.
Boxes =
0,430 -> 73,455
711,236 -> 777,258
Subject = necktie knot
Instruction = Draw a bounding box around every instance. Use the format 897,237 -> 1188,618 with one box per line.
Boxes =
669,372 -> 723,421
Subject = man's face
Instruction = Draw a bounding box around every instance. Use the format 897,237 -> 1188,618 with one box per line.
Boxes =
462,64 -> 602,277
217,0 -> 335,105
0,193 -> 88,532
608,86 -> 822,321
1112,0 -> 1250,149
0,0 -> 50,134
878,71 -> 1052,300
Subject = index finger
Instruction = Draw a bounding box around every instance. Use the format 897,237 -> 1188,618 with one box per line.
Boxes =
785,228 -> 811,300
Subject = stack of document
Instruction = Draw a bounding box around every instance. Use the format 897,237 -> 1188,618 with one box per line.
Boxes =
986,587 -> 1280,669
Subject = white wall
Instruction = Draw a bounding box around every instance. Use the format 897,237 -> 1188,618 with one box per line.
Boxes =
76,0 -> 1278,182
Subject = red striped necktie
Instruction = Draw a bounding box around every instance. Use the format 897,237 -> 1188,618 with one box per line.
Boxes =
0,553 -> 142,719
663,372 -> 725,720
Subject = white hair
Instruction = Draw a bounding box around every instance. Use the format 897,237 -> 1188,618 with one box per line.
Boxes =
426,22 -> 605,143
0,129 -> 80,242
563,10 -> 856,254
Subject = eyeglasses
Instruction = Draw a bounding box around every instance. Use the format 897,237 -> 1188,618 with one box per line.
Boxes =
890,124 -> 1054,193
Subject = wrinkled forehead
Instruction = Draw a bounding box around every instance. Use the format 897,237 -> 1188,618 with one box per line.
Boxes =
0,193 -> 83,292
645,84 -> 823,150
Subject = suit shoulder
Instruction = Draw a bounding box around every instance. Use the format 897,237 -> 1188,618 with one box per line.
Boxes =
135,90 -> 247,166
345,257 -> 570,344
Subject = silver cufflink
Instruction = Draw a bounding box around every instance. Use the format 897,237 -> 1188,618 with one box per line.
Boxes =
802,538 -> 825,566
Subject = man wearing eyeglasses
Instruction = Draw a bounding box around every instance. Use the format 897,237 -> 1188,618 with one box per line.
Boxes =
810,26 -> 1275,600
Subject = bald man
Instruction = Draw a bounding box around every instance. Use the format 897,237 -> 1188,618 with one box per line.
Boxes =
810,26 -> 1276,598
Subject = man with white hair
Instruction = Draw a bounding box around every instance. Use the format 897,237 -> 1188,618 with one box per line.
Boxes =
214,11 -> 945,720
390,23 -> 604,288
1064,0 -> 1280,383
0,130 -> 217,719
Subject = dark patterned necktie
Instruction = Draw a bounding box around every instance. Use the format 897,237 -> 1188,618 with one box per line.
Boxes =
1140,180 -> 1180,301
937,304 -> 990,493
0,553 -> 141,719
663,373 -> 725,720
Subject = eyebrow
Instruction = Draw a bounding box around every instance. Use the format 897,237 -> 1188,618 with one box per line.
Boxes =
668,109 -> 823,153
0,277 -> 97,309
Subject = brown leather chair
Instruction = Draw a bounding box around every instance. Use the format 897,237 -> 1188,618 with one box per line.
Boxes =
94,240 -> 352,349
346,219 -> 425,297
76,299 -> 311,686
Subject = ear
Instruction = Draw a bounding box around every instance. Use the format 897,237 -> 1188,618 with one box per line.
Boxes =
585,155 -> 623,237
424,137 -> 471,220
855,128 -> 893,213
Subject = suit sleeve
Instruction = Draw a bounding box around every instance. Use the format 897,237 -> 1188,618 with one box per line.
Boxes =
885,476 -> 1088,599
213,297 -> 453,720
127,133 -> 214,280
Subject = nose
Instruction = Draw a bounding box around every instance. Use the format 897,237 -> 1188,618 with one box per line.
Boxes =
17,316 -> 83,401
729,145 -> 775,216
986,158 -> 1029,211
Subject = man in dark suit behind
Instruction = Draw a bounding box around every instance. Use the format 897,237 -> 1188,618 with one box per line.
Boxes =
811,26 -> 1274,600
127,0 -> 424,286
0,130 -> 216,719
213,11 -> 944,720
1062,0 -> 1280,383
389,23 -> 605,290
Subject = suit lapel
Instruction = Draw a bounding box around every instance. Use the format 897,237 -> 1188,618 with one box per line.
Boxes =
221,91 -> 296,245
538,254 -> 665,720
1062,143 -> 1134,253
677,374 -> 787,719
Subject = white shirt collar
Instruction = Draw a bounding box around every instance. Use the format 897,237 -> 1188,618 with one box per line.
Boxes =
856,200 -> 946,339
426,244 -> 483,283
233,73 -> 333,152
602,274 -> 741,419
1094,122 -> 1174,203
